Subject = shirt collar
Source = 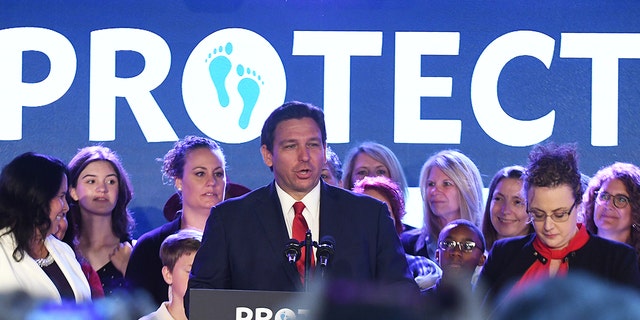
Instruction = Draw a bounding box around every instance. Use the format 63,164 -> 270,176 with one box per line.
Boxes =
276,181 -> 321,218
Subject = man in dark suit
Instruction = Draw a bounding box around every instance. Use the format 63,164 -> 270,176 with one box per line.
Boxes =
188,101 -> 414,293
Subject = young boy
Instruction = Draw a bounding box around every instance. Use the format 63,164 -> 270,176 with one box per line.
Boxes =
141,229 -> 202,320
434,219 -> 486,290
424,219 -> 486,319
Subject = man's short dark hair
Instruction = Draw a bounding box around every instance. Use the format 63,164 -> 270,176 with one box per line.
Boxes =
260,101 -> 327,152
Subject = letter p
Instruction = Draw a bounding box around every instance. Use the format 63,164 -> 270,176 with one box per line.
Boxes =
0,27 -> 76,140
236,307 -> 253,320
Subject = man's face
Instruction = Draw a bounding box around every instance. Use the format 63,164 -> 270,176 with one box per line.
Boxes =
261,117 -> 326,200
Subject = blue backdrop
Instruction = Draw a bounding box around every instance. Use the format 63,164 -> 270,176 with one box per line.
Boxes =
2,1 -> 640,236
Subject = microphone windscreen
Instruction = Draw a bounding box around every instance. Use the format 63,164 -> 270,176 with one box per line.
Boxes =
319,235 -> 335,246
284,239 -> 301,263
285,238 -> 300,246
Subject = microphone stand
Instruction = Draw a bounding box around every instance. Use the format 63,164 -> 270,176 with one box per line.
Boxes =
285,231 -> 334,292
304,229 -> 312,292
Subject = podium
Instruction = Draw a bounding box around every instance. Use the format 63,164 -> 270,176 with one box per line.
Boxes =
189,289 -> 313,320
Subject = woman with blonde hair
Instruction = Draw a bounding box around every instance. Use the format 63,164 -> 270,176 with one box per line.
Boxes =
401,150 -> 484,260
342,141 -> 409,201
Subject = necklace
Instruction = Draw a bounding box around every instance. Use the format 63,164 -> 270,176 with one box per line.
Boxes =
35,253 -> 55,268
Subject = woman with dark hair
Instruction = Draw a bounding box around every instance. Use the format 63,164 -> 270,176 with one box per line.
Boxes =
321,146 -> 343,187
0,152 -> 91,303
126,135 -> 227,305
63,145 -> 135,296
583,162 -> 640,268
482,165 -> 534,252
479,143 -> 640,310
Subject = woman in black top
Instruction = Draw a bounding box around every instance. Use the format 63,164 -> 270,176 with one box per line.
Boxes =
63,146 -> 135,296
479,143 -> 640,312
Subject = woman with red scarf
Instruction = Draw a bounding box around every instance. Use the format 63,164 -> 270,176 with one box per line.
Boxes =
478,143 -> 640,312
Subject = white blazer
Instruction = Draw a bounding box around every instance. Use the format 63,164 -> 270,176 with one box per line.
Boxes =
0,228 -> 91,303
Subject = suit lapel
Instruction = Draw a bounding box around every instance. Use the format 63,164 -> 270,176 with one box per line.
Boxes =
318,183 -> 346,246
253,181 -> 302,289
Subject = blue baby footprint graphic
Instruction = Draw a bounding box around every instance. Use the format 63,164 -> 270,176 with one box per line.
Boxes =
236,64 -> 263,129
206,42 -> 233,107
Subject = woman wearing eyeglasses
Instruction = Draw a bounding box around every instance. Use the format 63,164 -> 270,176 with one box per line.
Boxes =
583,162 -> 640,269
478,143 -> 640,311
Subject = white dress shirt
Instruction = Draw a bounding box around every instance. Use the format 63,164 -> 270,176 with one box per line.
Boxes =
276,181 -> 321,252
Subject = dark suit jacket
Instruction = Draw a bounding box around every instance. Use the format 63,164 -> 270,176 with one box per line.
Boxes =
478,232 -> 640,307
400,230 -> 431,259
189,181 -> 414,292
126,216 -> 181,305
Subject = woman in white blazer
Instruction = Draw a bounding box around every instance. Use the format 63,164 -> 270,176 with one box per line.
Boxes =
0,152 -> 90,303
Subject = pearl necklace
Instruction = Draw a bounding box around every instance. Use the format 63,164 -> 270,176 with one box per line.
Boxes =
35,253 -> 55,268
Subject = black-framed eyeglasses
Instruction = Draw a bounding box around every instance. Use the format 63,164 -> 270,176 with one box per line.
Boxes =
527,201 -> 577,223
595,191 -> 630,209
438,239 -> 481,253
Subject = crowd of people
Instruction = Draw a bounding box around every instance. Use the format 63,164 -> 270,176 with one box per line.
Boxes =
2,100 -> 640,319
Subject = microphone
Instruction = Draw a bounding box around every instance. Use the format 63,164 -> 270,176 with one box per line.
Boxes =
284,239 -> 301,264
316,236 -> 335,268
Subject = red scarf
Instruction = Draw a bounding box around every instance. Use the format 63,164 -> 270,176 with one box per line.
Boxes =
510,224 -> 589,296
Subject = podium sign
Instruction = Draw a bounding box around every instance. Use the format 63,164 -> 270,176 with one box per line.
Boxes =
189,289 -> 313,320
